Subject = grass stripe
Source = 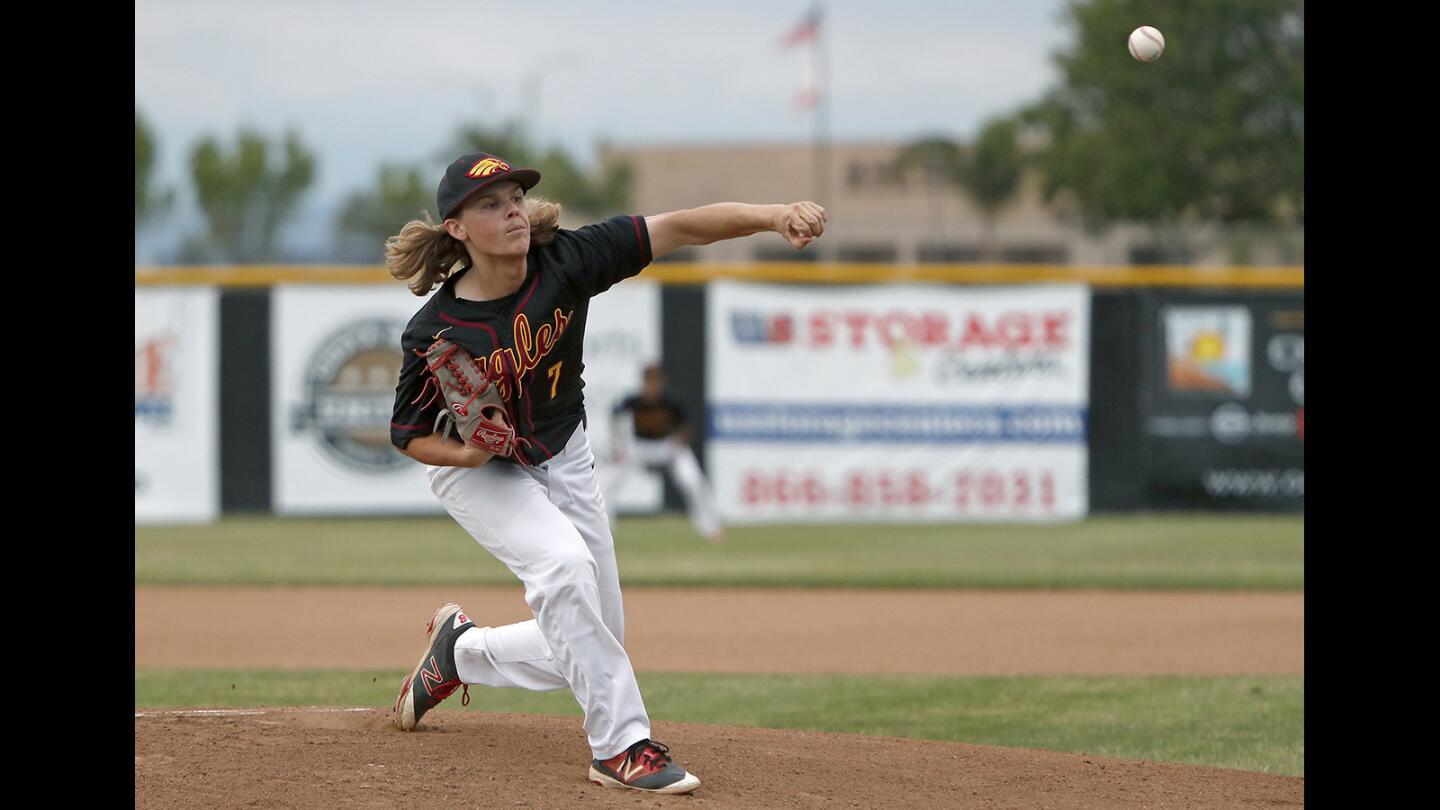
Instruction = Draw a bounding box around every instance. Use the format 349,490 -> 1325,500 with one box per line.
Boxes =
134,669 -> 1303,776
135,514 -> 1304,589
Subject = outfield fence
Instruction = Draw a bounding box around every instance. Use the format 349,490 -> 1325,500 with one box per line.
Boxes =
136,264 -> 1303,522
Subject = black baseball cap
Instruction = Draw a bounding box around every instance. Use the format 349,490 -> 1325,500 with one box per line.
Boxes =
437,151 -> 542,220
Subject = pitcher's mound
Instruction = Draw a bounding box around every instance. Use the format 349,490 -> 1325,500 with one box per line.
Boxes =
134,708 -> 1302,808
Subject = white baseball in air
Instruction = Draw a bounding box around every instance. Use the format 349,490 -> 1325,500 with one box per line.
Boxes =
1128,26 -> 1165,62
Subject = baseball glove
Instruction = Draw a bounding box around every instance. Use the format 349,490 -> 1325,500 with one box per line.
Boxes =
419,338 -> 516,457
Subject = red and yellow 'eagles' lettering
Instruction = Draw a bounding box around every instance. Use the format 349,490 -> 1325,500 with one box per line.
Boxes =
472,308 -> 572,401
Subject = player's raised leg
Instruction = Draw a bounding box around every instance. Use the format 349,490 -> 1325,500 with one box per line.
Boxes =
422,459 -> 651,758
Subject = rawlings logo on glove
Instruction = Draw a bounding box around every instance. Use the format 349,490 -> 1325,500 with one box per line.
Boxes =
418,338 -> 517,457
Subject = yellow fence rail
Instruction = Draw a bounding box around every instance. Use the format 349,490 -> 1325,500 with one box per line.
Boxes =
134,263 -> 1304,289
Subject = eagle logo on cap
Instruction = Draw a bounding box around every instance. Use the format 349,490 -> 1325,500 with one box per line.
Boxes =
467,158 -> 512,178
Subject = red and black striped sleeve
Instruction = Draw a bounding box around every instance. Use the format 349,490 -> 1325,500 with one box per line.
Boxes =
389,348 -> 441,450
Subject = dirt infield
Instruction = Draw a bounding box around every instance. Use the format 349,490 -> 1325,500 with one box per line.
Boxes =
135,587 -> 1303,807
134,708 -> 1302,809
135,586 -> 1304,674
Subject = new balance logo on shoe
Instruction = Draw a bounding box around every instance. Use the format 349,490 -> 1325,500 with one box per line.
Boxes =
419,656 -> 445,692
619,759 -> 650,782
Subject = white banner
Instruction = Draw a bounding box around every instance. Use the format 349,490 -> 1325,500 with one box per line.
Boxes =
273,286 -> 435,514
706,282 -> 1091,522
273,282 -> 662,515
135,287 -> 220,523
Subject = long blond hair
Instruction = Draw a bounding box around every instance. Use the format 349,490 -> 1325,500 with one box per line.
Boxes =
385,197 -> 562,296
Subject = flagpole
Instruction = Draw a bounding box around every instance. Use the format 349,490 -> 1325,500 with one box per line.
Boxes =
813,4 -> 830,238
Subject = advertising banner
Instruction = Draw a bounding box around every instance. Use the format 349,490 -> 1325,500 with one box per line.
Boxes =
272,282 -> 661,514
135,287 -> 220,523
1140,293 -> 1304,510
707,281 -> 1090,522
272,286 -> 431,514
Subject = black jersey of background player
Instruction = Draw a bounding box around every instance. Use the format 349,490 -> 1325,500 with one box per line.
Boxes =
389,215 -> 653,465
616,394 -> 687,440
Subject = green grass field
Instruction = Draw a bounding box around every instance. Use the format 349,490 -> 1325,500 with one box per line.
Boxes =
135,513 -> 1304,589
135,512 -> 1303,776
134,670 -> 1303,776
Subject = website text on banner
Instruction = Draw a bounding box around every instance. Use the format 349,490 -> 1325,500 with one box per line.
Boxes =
271,283 -> 661,516
706,282 -> 1091,523
136,288 -> 220,523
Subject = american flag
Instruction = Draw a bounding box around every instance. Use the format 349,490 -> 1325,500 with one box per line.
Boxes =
779,4 -> 822,48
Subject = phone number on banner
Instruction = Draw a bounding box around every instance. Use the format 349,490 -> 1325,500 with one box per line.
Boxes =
737,467 -> 1060,513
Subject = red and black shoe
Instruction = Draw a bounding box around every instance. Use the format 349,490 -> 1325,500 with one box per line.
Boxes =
393,603 -> 474,731
589,739 -> 701,794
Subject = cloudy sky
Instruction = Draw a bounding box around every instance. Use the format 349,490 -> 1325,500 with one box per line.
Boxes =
136,0 -> 1074,259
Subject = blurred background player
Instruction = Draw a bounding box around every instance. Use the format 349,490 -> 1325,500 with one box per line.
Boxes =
605,363 -> 725,543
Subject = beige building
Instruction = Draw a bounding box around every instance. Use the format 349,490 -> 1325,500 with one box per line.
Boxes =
595,141 -> 1303,267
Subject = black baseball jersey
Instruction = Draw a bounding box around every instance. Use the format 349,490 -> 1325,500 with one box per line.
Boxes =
615,394 -> 687,440
389,215 -> 653,464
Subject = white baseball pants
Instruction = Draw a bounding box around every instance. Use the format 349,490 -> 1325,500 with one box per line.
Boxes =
603,437 -> 723,538
425,425 -> 650,760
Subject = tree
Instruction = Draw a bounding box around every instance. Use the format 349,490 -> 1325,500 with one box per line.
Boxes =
962,120 -> 1023,221
894,137 -> 965,189
1019,0 -> 1303,260
894,120 -> 1023,260
183,128 -> 316,263
894,136 -> 967,245
333,164 -> 432,261
135,108 -> 173,228
959,119 -> 1023,260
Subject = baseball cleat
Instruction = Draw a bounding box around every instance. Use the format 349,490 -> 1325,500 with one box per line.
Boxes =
588,739 -> 701,794
393,602 -> 474,731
